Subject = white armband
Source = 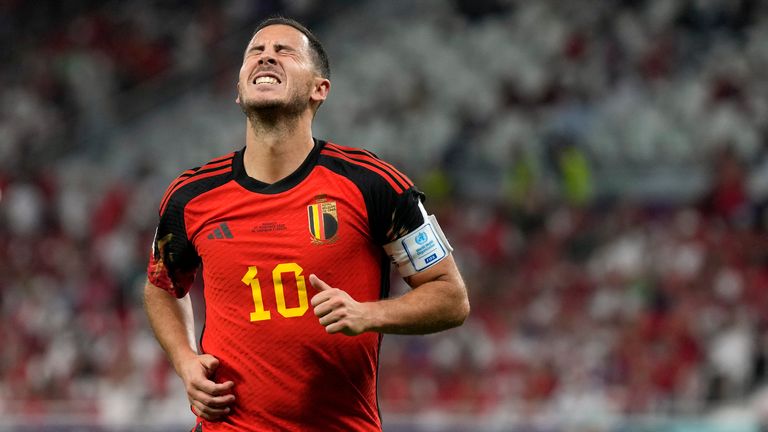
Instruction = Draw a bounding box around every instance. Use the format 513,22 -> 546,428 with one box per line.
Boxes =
382,202 -> 453,277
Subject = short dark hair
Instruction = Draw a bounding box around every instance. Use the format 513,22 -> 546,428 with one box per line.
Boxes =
252,17 -> 330,79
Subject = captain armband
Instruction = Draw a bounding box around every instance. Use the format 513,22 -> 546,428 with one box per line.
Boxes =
382,203 -> 453,277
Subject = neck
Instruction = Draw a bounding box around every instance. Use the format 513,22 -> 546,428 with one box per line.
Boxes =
243,110 -> 315,184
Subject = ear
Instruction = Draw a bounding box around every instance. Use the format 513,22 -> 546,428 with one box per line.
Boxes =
310,77 -> 331,105
235,82 -> 241,105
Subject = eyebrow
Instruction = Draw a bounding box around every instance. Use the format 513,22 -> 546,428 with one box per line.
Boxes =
246,42 -> 294,54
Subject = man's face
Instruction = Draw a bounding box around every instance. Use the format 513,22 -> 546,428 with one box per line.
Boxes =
237,24 -> 326,115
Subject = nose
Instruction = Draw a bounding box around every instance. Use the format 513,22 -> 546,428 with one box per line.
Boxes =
258,54 -> 277,66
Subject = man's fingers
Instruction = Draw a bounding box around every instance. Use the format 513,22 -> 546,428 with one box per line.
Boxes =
308,276 -> 362,336
192,402 -> 231,420
183,355 -> 235,421
199,354 -> 220,374
324,321 -> 344,334
194,379 -> 235,396
189,382 -> 236,421
313,300 -> 336,318
318,309 -> 343,327
190,389 -> 236,408
206,394 -> 236,408
310,275 -> 349,307
192,402 -> 229,419
309,274 -> 332,291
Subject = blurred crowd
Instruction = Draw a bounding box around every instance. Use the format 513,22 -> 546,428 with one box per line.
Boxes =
2,0 -> 768,428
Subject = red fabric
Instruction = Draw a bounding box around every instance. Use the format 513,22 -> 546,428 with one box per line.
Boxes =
150,165 -> 386,431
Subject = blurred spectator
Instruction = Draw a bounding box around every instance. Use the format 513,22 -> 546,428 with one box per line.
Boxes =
2,0 -> 768,429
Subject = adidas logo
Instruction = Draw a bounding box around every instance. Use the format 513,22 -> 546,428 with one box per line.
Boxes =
207,222 -> 233,239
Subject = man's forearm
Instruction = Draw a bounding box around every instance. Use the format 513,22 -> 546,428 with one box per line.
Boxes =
143,281 -> 198,374
310,255 -> 469,336
367,277 -> 469,335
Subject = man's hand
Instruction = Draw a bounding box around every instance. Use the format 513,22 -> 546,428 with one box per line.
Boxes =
310,274 -> 372,336
179,353 -> 236,421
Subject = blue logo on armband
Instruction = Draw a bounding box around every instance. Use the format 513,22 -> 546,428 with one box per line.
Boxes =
402,224 -> 447,272
415,231 -> 428,245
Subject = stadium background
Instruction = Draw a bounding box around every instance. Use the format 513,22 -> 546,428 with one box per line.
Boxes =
2,0 -> 768,431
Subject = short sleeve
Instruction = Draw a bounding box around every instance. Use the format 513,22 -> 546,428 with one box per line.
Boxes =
316,142 -> 427,245
147,192 -> 200,298
369,186 -> 426,245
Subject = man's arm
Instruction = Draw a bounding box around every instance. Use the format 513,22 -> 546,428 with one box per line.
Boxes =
309,255 -> 469,335
143,281 -> 236,420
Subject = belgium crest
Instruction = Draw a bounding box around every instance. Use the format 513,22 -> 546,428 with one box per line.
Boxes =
307,195 -> 338,244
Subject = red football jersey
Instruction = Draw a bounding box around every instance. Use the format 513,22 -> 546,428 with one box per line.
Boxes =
148,140 -> 424,431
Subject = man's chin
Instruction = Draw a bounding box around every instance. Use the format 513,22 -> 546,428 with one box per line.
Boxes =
240,99 -> 284,116
241,98 -> 307,118
243,98 -> 284,111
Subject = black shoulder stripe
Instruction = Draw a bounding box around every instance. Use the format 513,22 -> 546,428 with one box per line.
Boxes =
161,169 -> 233,218
336,147 -> 412,188
159,158 -> 234,216
322,146 -> 409,193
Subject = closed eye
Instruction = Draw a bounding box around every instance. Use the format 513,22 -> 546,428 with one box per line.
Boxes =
274,44 -> 295,54
245,43 -> 296,59
245,44 -> 263,57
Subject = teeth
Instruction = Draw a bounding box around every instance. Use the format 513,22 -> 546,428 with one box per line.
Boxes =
254,76 -> 278,85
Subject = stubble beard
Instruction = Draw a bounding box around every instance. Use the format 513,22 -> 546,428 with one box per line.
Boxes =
238,82 -> 311,127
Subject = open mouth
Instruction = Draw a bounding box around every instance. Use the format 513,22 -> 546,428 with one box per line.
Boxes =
252,74 -> 281,85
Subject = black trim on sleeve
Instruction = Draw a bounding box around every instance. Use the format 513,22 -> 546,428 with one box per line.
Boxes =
317,153 -> 425,246
154,171 -> 233,295
378,252 -> 391,300
389,188 -> 425,240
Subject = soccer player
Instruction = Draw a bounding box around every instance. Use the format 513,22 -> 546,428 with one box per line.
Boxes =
143,16 -> 469,432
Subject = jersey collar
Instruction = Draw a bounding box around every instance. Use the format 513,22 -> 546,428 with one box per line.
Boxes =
233,139 -> 326,194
